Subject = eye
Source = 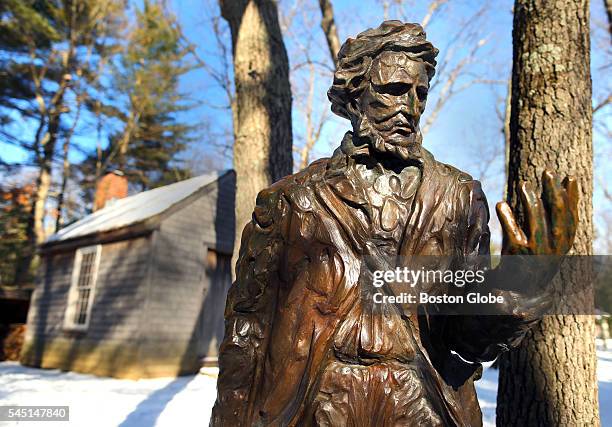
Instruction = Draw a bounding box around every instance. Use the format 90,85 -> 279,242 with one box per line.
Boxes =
374,82 -> 411,96
350,76 -> 364,89
416,86 -> 428,102
368,100 -> 387,109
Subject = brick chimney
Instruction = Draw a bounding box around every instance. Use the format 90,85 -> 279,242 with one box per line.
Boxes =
94,170 -> 128,211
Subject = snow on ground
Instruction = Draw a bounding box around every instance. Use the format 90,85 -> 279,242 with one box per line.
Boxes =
476,363 -> 498,427
477,342 -> 612,427
1,347 -> 610,426
0,365 -> 217,426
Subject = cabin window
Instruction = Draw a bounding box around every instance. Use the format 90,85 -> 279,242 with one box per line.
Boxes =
64,245 -> 101,331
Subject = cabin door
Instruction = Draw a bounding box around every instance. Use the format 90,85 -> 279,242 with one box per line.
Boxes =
198,248 -> 232,364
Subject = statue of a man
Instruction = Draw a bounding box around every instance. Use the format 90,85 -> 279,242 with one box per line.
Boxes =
211,21 -> 578,426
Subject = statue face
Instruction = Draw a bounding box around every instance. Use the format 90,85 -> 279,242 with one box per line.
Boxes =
358,51 -> 429,158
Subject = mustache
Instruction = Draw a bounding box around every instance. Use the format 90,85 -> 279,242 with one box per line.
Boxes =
373,111 -> 416,132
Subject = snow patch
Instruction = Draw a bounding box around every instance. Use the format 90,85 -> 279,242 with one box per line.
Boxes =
1,346 -> 610,426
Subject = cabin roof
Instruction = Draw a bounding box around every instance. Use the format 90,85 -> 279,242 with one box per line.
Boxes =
46,170 -> 232,245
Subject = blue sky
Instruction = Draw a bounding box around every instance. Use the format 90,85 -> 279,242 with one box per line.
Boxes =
170,0 -> 612,251
172,0 -> 514,169
2,0 -> 610,250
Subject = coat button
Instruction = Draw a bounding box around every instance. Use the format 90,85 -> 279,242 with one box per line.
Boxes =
381,198 -> 400,231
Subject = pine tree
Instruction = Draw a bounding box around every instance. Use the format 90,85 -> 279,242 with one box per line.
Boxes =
81,0 -> 197,193
0,0 -> 58,158
0,0 -> 125,284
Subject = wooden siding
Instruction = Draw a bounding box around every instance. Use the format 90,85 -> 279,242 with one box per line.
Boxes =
21,172 -> 235,378
21,236 -> 152,378
141,172 -> 235,375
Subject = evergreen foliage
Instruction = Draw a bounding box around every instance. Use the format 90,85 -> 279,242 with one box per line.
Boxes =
81,0 -> 197,193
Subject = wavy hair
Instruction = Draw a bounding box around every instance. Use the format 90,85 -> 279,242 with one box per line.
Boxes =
327,21 -> 439,121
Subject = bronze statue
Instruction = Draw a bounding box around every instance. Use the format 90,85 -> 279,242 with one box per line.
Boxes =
211,21 -> 578,426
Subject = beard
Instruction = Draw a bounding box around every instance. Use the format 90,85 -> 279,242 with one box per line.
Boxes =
352,113 -> 423,162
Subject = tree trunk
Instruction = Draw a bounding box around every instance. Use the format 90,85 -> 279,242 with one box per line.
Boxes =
219,0 -> 293,269
15,127 -> 56,285
55,137 -> 71,232
503,77 -> 511,199
56,99 -> 81,231
318,0 -> 341,66
32,156 -> 52,247
605,0 -> 612,38
497,0 -> 599,426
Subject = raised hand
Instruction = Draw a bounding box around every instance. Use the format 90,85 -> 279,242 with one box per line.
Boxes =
496,170 -> 579,256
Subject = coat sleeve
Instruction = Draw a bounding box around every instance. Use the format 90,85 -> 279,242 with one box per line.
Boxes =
445,180 -> 548,363
422,179 -> 544,388
210,179 -> 359,426
210,183 -> 290,426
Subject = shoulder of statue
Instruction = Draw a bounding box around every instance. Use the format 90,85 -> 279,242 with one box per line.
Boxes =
252,158 -> 330,228
424,150 -> 473,184
424,151 -> 488,218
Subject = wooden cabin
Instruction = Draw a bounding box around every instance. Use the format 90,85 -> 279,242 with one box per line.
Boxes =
20,170 -> 235,378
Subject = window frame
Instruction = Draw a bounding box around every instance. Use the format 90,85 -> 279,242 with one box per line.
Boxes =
63,244 -> 102,331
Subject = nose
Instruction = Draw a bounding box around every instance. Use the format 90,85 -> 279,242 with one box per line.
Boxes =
399,91 -> 422,122
408,87 -> 422,117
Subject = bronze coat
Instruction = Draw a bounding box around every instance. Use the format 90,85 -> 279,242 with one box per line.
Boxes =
211,140 -> 519,427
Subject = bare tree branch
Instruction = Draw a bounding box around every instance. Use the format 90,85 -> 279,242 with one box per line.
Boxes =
598,173 -> 612,203
317,0 -> 341,66
279,0 -> 302,32
421,37 -> 490,135
593,94 -> 611,113
421,0 -> 449,29
605,0 -> 612,39
297,62 -> 330,168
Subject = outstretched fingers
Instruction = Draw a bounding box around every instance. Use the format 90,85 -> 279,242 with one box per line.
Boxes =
542,170 -> 566,251
496,201 -> 528,253
519,182 -> 550,253
498,172 -> 579,257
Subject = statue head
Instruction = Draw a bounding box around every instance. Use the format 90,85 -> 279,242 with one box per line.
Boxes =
328,21 -> 438,161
